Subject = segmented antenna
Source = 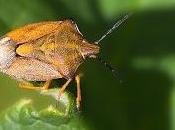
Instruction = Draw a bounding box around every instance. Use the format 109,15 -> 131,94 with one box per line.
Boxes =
98,57 -> 122,83
96,13 -> 132,44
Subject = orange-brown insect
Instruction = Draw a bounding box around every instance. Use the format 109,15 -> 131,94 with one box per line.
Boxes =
0,14 -> 130,108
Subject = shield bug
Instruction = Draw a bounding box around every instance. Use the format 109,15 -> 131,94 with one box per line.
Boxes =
0,14 -> 131,108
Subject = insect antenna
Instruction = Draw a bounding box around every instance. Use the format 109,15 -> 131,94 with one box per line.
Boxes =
96,13 -> 132,44
97,56 -> 122,83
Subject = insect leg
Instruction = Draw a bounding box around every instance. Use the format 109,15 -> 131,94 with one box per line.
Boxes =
18,80 -> 52,90
57,79 -> 72,100
75,75 -> 81,109
42,80 -> 52,89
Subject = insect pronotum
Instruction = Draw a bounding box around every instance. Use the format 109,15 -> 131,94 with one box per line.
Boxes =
0,13 -> 131,108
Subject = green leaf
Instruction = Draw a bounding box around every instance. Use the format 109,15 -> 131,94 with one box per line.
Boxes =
0,89 -> 90,130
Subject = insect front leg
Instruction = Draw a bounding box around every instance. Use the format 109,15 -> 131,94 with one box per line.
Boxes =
57,78 -> 72,100
75,75 -> 81,109
18,80 -> 52,90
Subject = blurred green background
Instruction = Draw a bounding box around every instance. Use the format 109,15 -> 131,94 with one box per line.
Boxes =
0,0 -> 175,130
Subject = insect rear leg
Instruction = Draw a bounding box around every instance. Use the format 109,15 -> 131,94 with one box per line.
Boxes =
75,75 -> 81,109
18,80 -> 52,90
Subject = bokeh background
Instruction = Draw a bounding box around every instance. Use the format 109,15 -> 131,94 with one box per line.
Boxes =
0,0 -> 175,130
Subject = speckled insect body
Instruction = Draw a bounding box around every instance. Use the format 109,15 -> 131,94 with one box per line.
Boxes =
0,14 -> 130,108
0,20 -> 99,81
